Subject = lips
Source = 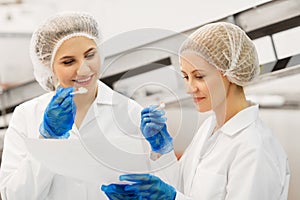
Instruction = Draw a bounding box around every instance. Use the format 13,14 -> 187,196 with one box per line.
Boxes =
73,75 -> 94,85
193,97 -> 206,103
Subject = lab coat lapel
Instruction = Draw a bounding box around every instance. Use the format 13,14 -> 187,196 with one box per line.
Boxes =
79,81 -> 113,132
184,115 -> 216,194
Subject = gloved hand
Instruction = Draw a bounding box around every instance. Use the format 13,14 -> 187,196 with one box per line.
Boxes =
39,87 -> 76,139
101,184 -> 139,200
101,174 -> 176,200
140,105 -> 173,154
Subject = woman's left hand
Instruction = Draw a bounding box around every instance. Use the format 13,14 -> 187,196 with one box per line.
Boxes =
101,183 -> 139,200
101,174 -> 176,200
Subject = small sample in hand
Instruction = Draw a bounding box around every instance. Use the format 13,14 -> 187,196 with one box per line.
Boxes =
70,87 -> 88,95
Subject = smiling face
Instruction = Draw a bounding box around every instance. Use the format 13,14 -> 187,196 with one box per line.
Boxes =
52,36 -> 101,95
180,53 -> 231,113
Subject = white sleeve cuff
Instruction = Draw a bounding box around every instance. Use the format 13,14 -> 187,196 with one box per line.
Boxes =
175,191 -> 192,200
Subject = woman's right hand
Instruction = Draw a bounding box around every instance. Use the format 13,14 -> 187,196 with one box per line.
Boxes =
140,105 -> 173,154
39,87 -> 76,139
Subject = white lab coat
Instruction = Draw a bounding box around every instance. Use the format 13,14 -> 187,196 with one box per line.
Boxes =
0,81 -> 149,200
175,105 -> 290,200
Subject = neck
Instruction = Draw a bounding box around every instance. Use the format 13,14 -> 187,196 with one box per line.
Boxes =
74,90 -> 96,108
213,85 -> 249,129
73,86 -> 98,128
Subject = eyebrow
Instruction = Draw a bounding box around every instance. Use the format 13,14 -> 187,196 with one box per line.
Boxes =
59,47 -> 96,61
59,55 -> 74,61
84,47 -> 96,54
181,69 -> 205,74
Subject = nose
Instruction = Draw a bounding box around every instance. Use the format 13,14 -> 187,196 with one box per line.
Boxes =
186,80 -> 197,94
77,60 -> 90,75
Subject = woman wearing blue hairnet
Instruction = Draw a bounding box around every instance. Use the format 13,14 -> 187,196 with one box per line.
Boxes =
102,22 -> 290,200
0,12 -> 149,200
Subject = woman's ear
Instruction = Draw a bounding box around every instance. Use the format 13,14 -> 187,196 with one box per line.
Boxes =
51,74 -> 59,90
220,71 -> 231,83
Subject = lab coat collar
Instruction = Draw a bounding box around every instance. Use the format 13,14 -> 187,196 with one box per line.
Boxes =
78,81 -> 114,131
219,104 -> 259,136
96,80 -> 114,105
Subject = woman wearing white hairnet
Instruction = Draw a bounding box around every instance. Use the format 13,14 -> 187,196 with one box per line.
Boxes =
0,12 -> 149,200
101,22 -> 290,200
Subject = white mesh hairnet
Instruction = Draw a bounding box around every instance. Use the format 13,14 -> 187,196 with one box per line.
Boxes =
30,11 -> 103,91
179,22 -> 260,86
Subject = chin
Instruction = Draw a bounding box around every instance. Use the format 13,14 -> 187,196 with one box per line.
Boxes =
195,104 -> 211,113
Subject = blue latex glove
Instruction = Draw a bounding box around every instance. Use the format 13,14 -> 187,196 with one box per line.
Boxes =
101,174 -> 176,200
140,105 -> 173,154
39,87 -> 76,139
101,184 -> 139,200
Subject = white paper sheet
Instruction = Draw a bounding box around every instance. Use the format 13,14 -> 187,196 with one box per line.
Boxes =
24,109 -> 172,184
25,138 -> 127,184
